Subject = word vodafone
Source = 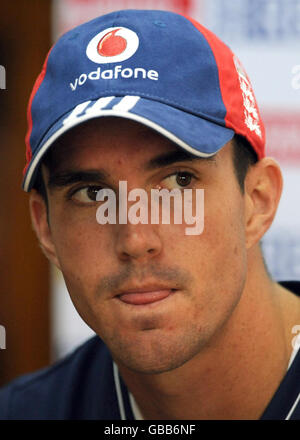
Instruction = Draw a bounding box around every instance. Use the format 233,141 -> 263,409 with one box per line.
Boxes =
70,65 -> 159,91
96,181 -> 204,236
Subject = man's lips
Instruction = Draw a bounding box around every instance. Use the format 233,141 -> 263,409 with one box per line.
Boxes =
116,287 -> 177,305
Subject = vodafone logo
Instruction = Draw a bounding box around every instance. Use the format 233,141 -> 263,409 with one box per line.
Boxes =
86,27 -> 139,64
70,26 -> 158,91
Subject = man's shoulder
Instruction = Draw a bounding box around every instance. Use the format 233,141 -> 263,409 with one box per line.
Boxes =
0,335 -> 120,420
0,335 -> 107,394
279,280 -> 300,297
260,280 -> 300,419
261,342 -> 300,420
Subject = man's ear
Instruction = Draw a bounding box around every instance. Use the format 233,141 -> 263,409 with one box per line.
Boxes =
244,158 -> 283,249
29,189 -> 61,270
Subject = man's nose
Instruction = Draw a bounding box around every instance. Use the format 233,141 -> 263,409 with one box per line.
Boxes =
115,222 -> 163,262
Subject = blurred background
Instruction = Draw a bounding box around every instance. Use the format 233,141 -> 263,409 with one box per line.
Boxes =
0,0 -> 300,387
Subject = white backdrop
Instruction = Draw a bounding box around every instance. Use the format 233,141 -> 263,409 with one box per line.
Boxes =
50,0 -> 300,360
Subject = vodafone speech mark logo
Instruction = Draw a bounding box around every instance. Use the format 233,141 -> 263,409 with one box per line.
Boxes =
86,27 -> 139,64
70,27 -> 158,91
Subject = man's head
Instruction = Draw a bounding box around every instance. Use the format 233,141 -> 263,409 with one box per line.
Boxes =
29,117 -> 282,375
24,10 -> 283,374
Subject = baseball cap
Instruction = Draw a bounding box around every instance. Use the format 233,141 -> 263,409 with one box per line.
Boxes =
22,9 -> 265,192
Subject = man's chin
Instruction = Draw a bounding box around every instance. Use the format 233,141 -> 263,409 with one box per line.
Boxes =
109,331 -> 206,376
116,356 -> 189,376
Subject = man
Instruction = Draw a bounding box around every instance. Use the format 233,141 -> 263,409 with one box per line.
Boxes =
0,9 -> 299,420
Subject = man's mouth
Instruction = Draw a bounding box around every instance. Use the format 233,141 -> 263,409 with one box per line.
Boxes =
116,286 -> 178,305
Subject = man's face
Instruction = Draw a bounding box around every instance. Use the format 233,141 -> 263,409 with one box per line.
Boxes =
41,118 -> 248,374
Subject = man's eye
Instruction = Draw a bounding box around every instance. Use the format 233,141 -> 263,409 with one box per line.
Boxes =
71,186 -> 102,203
162,171 -> 194,190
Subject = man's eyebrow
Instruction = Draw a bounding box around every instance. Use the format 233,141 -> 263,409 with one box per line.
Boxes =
47,150 -> 216,188
47,169 -> 109,189
145,149 -> 216,170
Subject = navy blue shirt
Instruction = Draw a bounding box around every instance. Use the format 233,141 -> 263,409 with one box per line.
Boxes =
0,281 -> 299,420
